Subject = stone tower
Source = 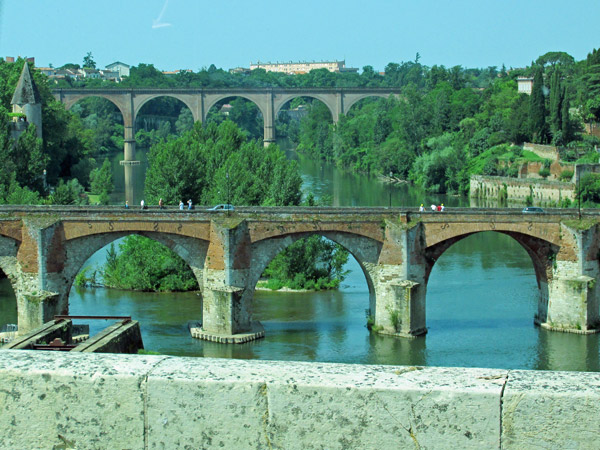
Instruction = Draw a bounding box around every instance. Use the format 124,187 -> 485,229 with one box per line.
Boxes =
10,62 -> 42,140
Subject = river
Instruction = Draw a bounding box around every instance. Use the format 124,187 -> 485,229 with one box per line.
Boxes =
1,148 -> 598,371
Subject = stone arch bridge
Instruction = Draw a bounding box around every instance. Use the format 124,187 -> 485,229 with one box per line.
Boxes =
1,206 -> 598,342
52,87 -> 401,205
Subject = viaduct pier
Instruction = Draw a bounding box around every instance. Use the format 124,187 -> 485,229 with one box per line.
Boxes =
0,206 -> 598,342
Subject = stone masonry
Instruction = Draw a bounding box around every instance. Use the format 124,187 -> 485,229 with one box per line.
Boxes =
0,206 -> 598,341
1,350 -> 600,449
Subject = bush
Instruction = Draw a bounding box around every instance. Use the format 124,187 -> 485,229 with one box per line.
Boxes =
559,170 -> 574,182
506,165 -> 519,178
539,168 -> 551,179
74,267 -> 96,287
264,278 -> 283,290
560,197 -> 572,208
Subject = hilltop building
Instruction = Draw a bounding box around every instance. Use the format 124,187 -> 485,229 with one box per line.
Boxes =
10,62 -> 42,140
5,56 -> 35,64
29,61 -> 131,83
249,60 -> 358,75
517,77 -> 534,95
105,61 -> 130,79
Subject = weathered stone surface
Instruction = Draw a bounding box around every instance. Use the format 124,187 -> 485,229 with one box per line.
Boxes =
146,357 -> 506,450
263,362 -> 505,450
0,350 -> 167,450
1,351 -> 600,449
0,207 -> 598,339
502,370 -> 600,449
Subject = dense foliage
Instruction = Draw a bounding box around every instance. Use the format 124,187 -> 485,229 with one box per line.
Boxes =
62,48 -> 600,197
288,50 -> 600,194
103,120 -> 348,292
144,120 -> 302,206
262,235 -> 349,291
0,59 -> 98,204
101,237 -> 199,292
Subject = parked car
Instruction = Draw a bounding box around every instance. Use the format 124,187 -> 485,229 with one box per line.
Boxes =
207,204 -> 235,211
522,206 -> 544,213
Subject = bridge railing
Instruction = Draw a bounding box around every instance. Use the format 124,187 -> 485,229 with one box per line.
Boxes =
0,204 -> 594,217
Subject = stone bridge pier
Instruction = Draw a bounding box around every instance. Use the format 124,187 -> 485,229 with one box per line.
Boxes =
195,217 -> 429,342
3,208 -> 599,343
193,216 -> 600,343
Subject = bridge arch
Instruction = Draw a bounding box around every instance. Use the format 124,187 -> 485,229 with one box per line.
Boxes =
274,95 -> 337,122
202,94 -> 267,124
61,94 -> 130,126
62,231 -> 209,314
133,94 -> 200,124
425,230 -> 558,286
422,227 -> 566,332
0,235 -> 21,330
247,230 -> 383,320
343,93 -> 394,116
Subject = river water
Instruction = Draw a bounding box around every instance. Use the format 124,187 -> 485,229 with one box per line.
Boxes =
1,148 -> 598,371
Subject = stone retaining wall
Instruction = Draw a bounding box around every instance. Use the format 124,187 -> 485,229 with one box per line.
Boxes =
470,175 -> 575,204
0,350 -> 598,449
523,142 -> 559,161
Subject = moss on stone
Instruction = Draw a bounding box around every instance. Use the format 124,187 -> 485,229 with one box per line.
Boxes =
563,219 -> 597,231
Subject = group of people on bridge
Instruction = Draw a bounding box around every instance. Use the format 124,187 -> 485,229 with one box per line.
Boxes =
419,204 -> 445,212
124,199 -> 195,210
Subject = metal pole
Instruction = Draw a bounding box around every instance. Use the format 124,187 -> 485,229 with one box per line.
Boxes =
388,172 -> 393,208
578,168 -> 581,220
226,172 -> 230,216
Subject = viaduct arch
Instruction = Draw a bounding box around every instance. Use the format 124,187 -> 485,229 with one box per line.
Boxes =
2,206 -> 599,344
53,88 -> 401,205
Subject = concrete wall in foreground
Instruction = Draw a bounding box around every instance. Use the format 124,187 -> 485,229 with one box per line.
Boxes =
0,351 -> 598,450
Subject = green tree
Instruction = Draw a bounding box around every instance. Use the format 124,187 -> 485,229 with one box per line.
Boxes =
549,69 -> 563,141
578,173 -> 600,205
101,237 -> 199,292
49,179 -> 87,205
89,158 -> 114,203
263,235 -> 349,290
82,52 -> 97,69
529,66 -> 548,143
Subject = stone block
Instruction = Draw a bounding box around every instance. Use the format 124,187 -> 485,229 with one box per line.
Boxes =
0,350 -> 166,450
146,357 -> 272,449
265,363 -> 505,450
146,358 -> 506,450
502,370 -> 600,449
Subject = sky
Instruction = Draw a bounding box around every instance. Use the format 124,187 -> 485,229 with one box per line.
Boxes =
0,0 -> 598,72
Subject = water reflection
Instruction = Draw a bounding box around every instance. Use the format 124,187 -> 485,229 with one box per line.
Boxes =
0,276 -> 17,327
535,329 -> 600,372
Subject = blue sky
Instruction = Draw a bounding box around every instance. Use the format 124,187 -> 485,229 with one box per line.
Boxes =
1,0 -> 598,71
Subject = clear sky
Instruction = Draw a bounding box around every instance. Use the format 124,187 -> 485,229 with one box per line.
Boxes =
1,0 -> 598,72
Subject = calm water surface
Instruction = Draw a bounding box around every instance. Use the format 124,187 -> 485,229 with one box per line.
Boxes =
1,149 -> 598,371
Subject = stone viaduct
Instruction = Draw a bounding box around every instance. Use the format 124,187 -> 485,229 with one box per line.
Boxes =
0,206 -> 598,342
52,88 -> 401,205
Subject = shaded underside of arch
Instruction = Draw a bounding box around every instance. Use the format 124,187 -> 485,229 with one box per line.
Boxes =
203,94 -> 267,123
343,93 -> 392,115
249,230 -> 382,297
62,94 -> 129,124
133,94 -> 199,123
274,94 -> 336,120
423,230 -> 559,288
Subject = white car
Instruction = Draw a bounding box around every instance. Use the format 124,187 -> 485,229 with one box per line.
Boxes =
522,206 -> 544,213
207,204 -> 235,211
